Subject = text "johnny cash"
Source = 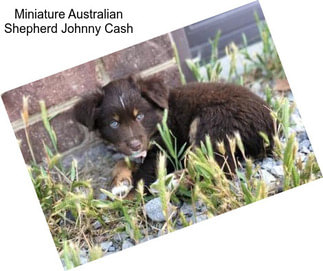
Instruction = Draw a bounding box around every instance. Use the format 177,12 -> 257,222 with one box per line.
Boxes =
4,22 -> 134,36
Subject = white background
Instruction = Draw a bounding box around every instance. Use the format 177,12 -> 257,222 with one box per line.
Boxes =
0,0 -> 323,270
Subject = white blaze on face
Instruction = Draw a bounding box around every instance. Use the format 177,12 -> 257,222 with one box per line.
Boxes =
128,126 -> 134,137
119,95 -> 126,110
119,95 -> 134,137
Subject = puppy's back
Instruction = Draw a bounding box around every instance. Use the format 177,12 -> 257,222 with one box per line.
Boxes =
168,82 -> 274,167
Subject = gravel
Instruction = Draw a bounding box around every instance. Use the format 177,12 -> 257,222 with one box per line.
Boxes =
101,241 -> 113,252
260,157 -> 277,171
247,81 -> 316,193
180,202 -> 194,216
270,165 -> 284,178
108,246 -> 116,252
144,197 -> 176,222
92,220 -> 102,230
140,235 -> 154,243
260,169 -> 276,184
122,240 -> 134,250
80,256 -> 88,265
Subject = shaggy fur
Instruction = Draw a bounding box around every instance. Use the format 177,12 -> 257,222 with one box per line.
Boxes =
74,76 -> 274,196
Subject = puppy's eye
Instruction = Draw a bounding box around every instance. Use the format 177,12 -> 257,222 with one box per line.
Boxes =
136,113 -> 144,121
110,120 -> 120,129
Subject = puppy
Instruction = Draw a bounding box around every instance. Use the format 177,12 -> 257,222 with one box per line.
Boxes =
74,76 -> 274,198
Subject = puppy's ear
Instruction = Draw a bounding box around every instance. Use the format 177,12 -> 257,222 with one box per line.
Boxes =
137,77 -> 169,109
73,91 -> 103,130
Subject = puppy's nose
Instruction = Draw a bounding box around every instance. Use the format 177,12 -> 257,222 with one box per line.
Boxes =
128,139 -> 142,152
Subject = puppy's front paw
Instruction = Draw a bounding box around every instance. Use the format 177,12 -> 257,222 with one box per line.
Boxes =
111,177 -> 133,199
111,160 -> 134,199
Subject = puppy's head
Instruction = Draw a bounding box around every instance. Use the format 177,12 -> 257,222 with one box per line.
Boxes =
74,75 -> 168,159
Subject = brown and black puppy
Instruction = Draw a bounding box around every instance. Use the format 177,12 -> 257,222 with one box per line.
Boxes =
74,76 -> 274,198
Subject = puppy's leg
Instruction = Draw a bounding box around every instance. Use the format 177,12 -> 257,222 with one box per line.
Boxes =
110,160 -> 134,199
189,117 -> 200,147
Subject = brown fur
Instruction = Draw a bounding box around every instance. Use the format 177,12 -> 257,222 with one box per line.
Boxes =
74,76 -> 274,192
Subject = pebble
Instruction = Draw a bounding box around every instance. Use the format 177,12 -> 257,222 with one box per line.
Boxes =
260,169 -> 276,184
300,146 -> 310,154
79,248 -> 87,254
250,82 -> 264,98
100,241 -> 113,252
80,255 -> 88,265
196,214 -> 209,223
113,232 -> 128,242
195,199 -> 207,213
144,197 -> 176,222
122,240 -> 134,250
299,139 -> 310,149
299,139 -> 311,154
297,131 -> 308,142
291,114 -> 304,132
180,202 -> 194,217
185,213 -> 209,224
270,165 -> 284,178
98,193 -> 108,200
261,157 -> 276,171
140,235 -> 154,243
92,220 -> 102,230
287,92 -> 294,102
299,153 -> 307,162
108,246 -> 116,252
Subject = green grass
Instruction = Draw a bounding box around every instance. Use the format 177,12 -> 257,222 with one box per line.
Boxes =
153,109 -> 187,171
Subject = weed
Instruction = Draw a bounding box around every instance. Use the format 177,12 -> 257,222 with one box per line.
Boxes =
61,241 -> 81,269
172,41 -> 187,85
186,30 -> 223,82
154,109 -> 187,171
241,12 -> 285,80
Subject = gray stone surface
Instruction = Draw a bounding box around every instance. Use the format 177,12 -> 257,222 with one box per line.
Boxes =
270,165 -> 284,178
113,232 -> 128,242
260,169 -> 276,184
62,141 -> 117,197
144,197 -> 176,222
92,220 -> 102,230
261,157 -> 276,171
100,241 -> 113,252
80,255 -> 88,265
108,246 -> 116,252
122,240 -> 134,250
180,202 -> 194,217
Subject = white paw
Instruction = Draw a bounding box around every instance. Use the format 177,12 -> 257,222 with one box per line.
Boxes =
111,180 -> 133,199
